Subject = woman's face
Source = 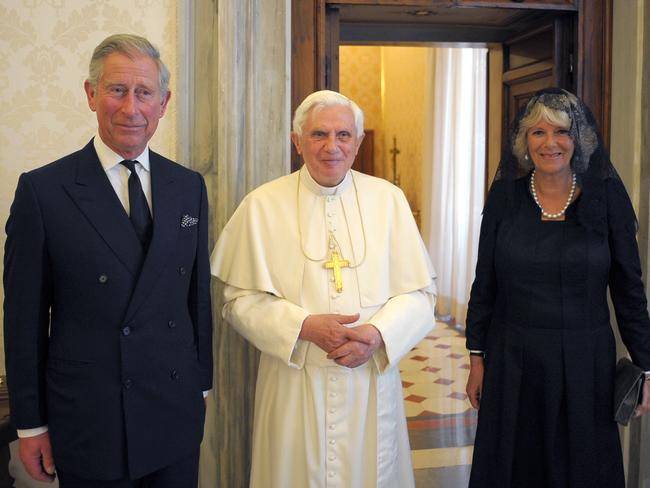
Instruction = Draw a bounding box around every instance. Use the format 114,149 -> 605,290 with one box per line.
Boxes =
526,119 -> 575,176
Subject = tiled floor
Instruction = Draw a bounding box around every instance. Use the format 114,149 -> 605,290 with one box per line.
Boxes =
401,321 -> 477,487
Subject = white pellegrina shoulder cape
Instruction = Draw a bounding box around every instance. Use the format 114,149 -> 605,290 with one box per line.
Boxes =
211,168 -> 437,488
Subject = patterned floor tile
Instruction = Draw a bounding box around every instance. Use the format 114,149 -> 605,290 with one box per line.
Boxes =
400,320 -> 476,475
404,402 -> 426,417
448,392 -> 468,401
434,378 -> 455,386
410,354 -> 429,361
421,397 -> 472,415
409,382 -> 452,398
404,394 -> 427,403
421,366 -> 441,373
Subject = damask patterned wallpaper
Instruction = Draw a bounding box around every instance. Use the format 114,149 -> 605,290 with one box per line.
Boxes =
0,0 -> 182,374
339,46 -> 384,177
382,46 -> 428,220
339,45 -> 429,219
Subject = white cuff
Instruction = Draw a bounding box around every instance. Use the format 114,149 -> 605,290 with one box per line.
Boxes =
371,345 -> 389,374
17,425 -> 48,438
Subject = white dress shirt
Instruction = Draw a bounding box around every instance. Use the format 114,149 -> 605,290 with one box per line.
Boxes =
94,134 -> 153,215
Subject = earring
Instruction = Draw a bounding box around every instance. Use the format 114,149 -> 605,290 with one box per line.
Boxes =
524,154 -> 529,161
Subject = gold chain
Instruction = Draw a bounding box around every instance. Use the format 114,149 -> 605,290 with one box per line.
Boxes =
297,168 -> 328,262
296,168 -> 367,267
340,172 -> 366,268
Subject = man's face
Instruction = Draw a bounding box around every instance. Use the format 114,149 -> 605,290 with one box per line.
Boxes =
291,105 -> 363,187
84,52 -> 170,160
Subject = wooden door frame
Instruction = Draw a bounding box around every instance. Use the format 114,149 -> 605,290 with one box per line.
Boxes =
291,0 -> 612,170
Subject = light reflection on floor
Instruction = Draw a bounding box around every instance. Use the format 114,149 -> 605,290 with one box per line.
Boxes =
401,321 -> 477,487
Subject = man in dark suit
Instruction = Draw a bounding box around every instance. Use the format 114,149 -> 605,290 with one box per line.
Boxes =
3,34 -> 213,487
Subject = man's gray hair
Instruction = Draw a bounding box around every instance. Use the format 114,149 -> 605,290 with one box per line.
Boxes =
88,34 -> 170,97
292,90 -> 364,137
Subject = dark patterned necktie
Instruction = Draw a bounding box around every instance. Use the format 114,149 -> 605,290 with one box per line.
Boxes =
120,160 -> 153,250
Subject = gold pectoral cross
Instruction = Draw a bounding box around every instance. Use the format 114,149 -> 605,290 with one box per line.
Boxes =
324,250 -> 349,293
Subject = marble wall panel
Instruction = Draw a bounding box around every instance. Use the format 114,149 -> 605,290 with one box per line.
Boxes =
611,1 -> 650,485
190,1 -> 291,486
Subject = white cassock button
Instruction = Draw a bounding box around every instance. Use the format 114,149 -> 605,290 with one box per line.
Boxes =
328,455 -> 336,461
328,471 -> 335,478
327,211 -> 333,217
330,392 -> 337,398
329,424 -> 336,430
329,439 -> 336,445
330,376 -> 337,382
329,408 -> 336,413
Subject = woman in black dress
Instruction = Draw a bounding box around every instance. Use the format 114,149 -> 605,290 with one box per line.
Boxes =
465,88 -> 650,487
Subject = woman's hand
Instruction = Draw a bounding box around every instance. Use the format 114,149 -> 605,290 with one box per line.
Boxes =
466,355 -> 485,410
635,378 -> 650,417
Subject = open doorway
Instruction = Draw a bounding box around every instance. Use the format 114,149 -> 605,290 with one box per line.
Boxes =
339,43 -> 486,486
293,2 -> 613,485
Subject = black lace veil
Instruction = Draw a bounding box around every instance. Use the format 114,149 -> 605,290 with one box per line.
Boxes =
495,87 -> 617,181
491,87 -> 620,234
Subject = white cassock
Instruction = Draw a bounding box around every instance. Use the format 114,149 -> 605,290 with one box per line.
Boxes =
211,168 -> 436,488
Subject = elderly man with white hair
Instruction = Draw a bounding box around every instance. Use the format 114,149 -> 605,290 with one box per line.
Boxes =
211,90 -> 436,488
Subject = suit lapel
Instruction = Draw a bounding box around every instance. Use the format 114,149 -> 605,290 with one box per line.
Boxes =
123,152 -> 182,323
63,141 -> 144,276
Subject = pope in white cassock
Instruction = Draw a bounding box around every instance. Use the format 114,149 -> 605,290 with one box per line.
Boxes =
211,90 -> 437,488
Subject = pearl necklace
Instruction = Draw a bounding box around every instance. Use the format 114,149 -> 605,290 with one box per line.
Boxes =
530,170 -> 576,219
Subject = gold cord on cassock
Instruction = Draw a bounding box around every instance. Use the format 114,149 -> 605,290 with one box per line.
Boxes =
297,168 -> 367,292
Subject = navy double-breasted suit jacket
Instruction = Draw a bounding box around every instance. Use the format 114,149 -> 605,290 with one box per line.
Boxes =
3,140 -> 213,480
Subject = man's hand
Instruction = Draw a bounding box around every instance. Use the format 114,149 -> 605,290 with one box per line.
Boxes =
19,432 -> 56,483
466,355 -> 485,410
327,324 -> 384,368
299,313 -> 362,352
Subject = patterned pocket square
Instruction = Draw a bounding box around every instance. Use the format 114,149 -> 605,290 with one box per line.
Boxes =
181,214 -> 199,227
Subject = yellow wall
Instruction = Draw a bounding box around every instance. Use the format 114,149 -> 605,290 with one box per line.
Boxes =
339,45 -> 429,219
339,46 -> 384,178
381,46 -> 428,219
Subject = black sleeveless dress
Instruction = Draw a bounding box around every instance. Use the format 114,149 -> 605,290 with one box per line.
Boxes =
466,176 -> 650,488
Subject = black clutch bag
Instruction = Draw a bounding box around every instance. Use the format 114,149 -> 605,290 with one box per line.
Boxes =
614,357 -> 645,426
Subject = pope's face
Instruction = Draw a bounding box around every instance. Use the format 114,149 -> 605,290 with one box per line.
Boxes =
291,105 -> 363,187
526,119 -> 575,177
84,52 -> 170,160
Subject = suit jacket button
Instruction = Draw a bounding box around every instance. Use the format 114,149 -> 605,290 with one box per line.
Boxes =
123,379 -> 132,389
122,326 -> 131,336
168,320 -> 176,328
170,370 -> 179,380
178,267 -> 186,275
98,274 -> 109,284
